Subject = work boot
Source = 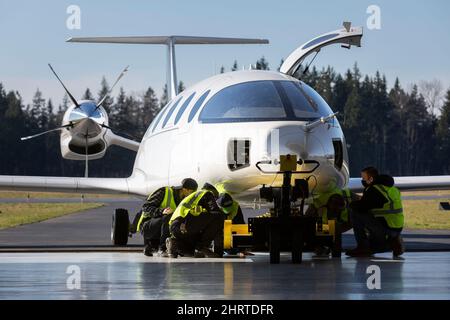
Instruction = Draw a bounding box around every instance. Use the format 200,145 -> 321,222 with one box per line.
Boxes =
194,250 -> 205,258
157,249 -> 169,257
391,235 -> 405,257
313,245 -> 331,257
345,246 -> 372,257
195,247 -> 222,258
166,238 -> 178,258
143,245 -> 153,257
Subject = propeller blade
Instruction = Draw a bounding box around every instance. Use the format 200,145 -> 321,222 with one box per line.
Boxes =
101,123 -> 137,141
96,65 -> 129,109
48,64 -> 80,108
20,124 -> 72,141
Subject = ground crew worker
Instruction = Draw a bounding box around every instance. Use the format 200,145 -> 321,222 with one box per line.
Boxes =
307,187 -> 357,233
216,192 -> 254,257
214,183 -> 245,224
306,187 -> 357,256
166,183 -> 224,258
346,166 -> 404,257
132,178 -> 198,257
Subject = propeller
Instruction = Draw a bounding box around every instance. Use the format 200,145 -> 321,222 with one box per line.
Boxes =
101,123 -> 137,141
22,63 -> 131,178
96,65 -> 129,110
48,64 -> 80,108
20,124 -> 72,141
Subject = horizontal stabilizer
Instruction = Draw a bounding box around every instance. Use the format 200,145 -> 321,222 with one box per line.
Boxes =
67,36 -> 269,45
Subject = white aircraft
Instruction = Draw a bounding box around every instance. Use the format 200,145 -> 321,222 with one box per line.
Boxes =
1,22 -> 450,205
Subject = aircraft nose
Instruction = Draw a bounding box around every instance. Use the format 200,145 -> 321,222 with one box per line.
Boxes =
268,126 -> 325,161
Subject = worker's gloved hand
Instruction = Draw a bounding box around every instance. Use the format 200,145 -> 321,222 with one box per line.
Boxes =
163,207 -> 174,215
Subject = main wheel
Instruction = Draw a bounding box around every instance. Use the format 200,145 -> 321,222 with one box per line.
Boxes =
292,230 -> 303,264
111,208 -> 130,246
269,224 -> 280,264
331,222 -> 342,258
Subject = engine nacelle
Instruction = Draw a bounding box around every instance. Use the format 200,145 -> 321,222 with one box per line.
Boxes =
59,100 -> 139,160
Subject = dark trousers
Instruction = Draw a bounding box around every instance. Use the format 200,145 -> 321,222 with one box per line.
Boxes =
170,213 -> 224,252
351,210 -> 401,252
141,214 -> 172,250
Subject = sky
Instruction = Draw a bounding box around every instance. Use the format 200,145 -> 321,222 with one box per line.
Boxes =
0,0 -> 450,107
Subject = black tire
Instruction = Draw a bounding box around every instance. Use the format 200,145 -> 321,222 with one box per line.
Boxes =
111,208 -> 129,246
269,224 -> 280,264
331,222 -> 342,258
213,222 -> 224,257
292,230 -> 303,264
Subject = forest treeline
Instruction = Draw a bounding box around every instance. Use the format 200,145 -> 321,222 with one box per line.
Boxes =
1,58 -> 449,177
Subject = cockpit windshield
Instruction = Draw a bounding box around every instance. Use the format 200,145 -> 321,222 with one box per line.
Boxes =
198,80 -> 333,123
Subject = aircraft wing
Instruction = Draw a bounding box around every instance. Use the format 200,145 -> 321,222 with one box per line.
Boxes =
348,176 -> 450,192
0,175 -> 131,195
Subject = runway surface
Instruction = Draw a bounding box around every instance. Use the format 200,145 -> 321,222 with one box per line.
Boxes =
0,198 -> 449,251
0,197 -> 449,300
0,251 -> 449,299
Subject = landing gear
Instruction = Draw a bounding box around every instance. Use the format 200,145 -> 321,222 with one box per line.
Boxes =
111,208 -> 130,246
331,221 -> 342,258
269,224 -> 280,264
255,155 -> 321,264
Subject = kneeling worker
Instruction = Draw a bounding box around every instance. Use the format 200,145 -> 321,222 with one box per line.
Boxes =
216,191 -> 255,257
167,183 -> 224,258
307,187 -> 357,233
346,166 -> 404,257
133,178 -> 198,257
306,187 -> 356,256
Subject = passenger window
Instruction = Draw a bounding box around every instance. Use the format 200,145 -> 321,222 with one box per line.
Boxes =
188,90 -> 210,123
162,97 -> 182,128
174,92 -> 196,125
150,102 -> 172,134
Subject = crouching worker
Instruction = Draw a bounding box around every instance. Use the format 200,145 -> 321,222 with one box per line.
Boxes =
133,178 -> 198,257
346,167 -> 404,258
216,191 -> 255,257
307,187 -> 357,233
306,187 -> 356,256
166,183 -> 224,258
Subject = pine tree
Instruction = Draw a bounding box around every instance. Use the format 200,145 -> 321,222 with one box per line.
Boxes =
160,84 -> 168,108
178,81 -> 185,93
97,77 -> 114,110
277,59 -> 284,72
436,89 -> 450,173
83,88 -> 94,100
231,60 -> 238,71
142,87 -> 160,135
255,56 -> 269,70
31,89 -> 47,128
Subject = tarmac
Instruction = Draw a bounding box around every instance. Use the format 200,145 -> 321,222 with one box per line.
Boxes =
0,197 -> 449,299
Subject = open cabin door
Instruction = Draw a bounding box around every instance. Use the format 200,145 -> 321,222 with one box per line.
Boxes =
280,22 -> 363,78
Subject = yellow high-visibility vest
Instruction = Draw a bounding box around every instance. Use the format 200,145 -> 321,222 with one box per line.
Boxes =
169,189 -> 210,225
137,186 -> 176,232
370,184 -> 404,229
313,188 -> 351,223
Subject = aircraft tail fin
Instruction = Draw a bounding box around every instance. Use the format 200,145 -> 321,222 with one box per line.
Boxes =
67,35 -> 269,100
